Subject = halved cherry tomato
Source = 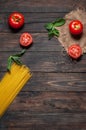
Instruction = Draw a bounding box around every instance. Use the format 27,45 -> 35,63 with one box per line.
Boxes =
69,20 -> 83,35
68,44 -> 82,59
8,12 -> 24,29
20,33 -> 33,47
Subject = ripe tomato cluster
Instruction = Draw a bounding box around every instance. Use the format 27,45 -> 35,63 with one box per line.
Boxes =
68,20 -> 83,59
8,12 -> 33,47
8,12 -> 83,60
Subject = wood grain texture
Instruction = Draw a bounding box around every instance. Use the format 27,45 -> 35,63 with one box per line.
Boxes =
0,0 -> 86,130
7,91 -> 86,113
0,72 -> 86,92
0,0 -> 86,13
0,33 -> 62,51
0,51 -> 86,72
0,112 -> 86,129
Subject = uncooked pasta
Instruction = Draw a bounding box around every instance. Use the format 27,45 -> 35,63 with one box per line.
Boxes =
0,63 -> 31,117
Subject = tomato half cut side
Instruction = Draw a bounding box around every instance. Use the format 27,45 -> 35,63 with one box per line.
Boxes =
68,44 -> 82,59
20,33 -> 33,47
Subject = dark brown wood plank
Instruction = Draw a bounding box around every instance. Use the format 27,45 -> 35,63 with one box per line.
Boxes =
23,72 -> 86,92
0,0 -> 82,7
0,22 -> 46,33
0,12 -> 66,33
0,0 -> 85,13
0,33 -> 64,52
0,51 -> 86,72
0,124 -> 86,130
6,91 -> 86,113
0,12 -> 66,24
1,72 -> 86,92
0,112 -> 86,129
1,124 -> 86,130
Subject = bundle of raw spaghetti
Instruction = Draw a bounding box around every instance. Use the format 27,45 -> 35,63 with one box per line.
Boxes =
0,63 -> 32,117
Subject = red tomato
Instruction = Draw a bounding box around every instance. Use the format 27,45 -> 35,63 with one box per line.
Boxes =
20,33 -> 33,47
68,44 -> 82,59
69,20 -> 83,35
8,12 -> 24,29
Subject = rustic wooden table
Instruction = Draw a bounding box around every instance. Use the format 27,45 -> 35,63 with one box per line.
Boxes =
0,0 -> 86,130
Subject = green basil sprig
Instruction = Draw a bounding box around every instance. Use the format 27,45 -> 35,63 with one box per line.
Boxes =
7,49 -> 26,71
45,18 -> 65,39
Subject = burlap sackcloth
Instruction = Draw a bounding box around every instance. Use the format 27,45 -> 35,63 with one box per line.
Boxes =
56,8 -> 86,53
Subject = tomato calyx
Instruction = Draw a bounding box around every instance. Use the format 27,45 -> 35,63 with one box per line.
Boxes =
74,24 -> 80,30
12,16 -> 21,22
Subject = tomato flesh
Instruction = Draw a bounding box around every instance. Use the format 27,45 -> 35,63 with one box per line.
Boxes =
8,12 -> 24,29
69,20 -> 83,35
20,33 -> 33,47
68,44 -> 82,59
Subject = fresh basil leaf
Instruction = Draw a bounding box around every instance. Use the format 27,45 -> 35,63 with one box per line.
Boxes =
12,56 -> 22,65
48,28 -> 59,39
7,56 -> 13,71
48,33 -> 54,40
48,31 -> 54,40
53,18 -> 65,27
45,23 -> 53,30
45,18 -> 65,40
53,29 -> 59,37
7,49 -> 26,71
54,18 -> 64,23
13,58 -> 22,65
13,49 -> 26,57
12,56 -> 20,61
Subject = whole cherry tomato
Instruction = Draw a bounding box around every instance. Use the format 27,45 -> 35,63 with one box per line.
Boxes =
20,33 -> 33,47
8,12 -> 24,29
69,20 -> 83,35
68,44 -> 82,59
